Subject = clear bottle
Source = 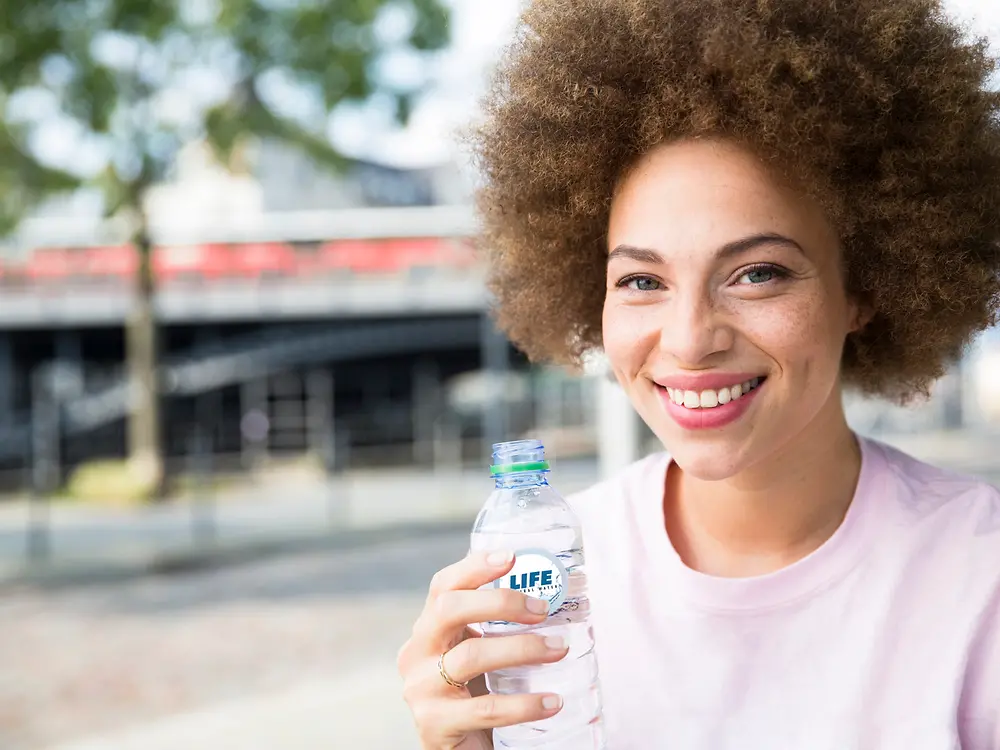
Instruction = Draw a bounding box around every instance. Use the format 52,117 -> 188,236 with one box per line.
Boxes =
470,439 -> 607,750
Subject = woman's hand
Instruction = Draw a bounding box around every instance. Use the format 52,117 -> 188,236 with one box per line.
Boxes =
398,550 -> 569,749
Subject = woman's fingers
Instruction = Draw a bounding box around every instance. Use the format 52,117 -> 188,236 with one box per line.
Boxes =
426,550 -> 516,601
440,633 -> 569,687
417,691 -> 564,739
399,551 -> 543,678
399,552 -> 566,748
413,588 -> 550,651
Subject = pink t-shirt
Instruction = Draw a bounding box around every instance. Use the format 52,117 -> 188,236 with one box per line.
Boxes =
568,435 -> 1000,749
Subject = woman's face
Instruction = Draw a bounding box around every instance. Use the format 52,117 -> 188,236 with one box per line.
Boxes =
603,139 -> 863,481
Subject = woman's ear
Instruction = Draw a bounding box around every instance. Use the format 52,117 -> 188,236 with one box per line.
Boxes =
848,299 -> 875,333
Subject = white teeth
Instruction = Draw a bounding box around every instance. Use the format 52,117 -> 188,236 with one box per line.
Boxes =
699,390 -> 718,408
663,378 -> 764,410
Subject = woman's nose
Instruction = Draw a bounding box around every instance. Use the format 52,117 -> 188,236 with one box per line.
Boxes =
657,291 -> 734,365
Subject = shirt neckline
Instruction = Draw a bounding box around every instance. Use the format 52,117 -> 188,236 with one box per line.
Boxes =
644,434 -> 887,614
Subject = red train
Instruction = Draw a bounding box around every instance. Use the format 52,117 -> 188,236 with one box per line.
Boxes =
7,236 -> 478,286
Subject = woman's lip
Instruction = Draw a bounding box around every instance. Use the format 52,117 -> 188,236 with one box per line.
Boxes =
654,372 -> 767,392
656,379 -> 764,430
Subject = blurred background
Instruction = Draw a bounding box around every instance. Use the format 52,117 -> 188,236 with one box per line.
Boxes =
1,1 -> 999,748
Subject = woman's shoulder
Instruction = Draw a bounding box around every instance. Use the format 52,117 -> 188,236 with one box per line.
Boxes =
865,437 -> 1000,734
863,435 -> 1000,534
861,436 -> 1000,595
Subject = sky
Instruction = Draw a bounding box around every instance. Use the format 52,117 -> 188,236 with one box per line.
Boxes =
329,0 -> 523,169
340,0 -> 1000,169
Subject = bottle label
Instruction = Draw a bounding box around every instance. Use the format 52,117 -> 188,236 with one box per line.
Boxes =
493,548 -> 568,613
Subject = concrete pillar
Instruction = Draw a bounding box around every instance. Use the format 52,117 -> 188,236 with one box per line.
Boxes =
0,333 -> 14,421
192,328 -> 222,456
596,374 -> 641,480
306,368 -> 334,459
411,359 -> 439,465
433,412 -> 462,473
240,377 -> 269,469
480,313 -> 510,457
54,331 -> 84,399
29,366 -> 59,562
536,367 -> 562,432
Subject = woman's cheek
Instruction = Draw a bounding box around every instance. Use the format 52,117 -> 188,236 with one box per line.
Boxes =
736,295 -> 843,372
602,302 -> 658,372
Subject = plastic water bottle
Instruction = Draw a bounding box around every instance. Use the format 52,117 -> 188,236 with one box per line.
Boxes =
470,439 -> 607,750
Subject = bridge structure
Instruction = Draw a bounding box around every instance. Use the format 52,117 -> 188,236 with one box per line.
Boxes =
0,206 -> 522,481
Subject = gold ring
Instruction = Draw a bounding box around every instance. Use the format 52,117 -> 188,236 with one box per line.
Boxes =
438,650 -> 468,689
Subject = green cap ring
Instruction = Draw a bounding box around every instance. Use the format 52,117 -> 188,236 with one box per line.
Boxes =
489,460 -> 550,476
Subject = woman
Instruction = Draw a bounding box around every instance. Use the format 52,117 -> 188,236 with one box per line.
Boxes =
397,0 -> 1000,747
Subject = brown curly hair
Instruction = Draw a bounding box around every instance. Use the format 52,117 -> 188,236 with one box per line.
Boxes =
471,0 -> 1000,401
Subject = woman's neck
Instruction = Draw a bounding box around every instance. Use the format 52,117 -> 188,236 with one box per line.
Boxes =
664,403 -> 863,579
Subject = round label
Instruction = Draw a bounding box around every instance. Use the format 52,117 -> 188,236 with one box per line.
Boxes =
493,548 -> 568,613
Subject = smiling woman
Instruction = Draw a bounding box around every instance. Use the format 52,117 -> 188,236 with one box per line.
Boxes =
602,139 -> 863,481
396,2 -> 1000,749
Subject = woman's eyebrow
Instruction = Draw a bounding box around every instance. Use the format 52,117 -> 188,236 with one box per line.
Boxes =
607,245 -> 664,264
608,232 -> 805,265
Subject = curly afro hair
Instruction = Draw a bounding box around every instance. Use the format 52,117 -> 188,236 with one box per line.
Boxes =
471,0 -> 1000,401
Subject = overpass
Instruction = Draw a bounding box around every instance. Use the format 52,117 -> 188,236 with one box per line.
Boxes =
63,317 -> 485,433
0,204 -> 488,327
0,275 -> 487,328
0,206 -> 516,478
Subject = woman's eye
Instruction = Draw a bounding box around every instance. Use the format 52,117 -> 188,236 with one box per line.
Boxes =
736,265 -> 785,285
620,276 -> 662,291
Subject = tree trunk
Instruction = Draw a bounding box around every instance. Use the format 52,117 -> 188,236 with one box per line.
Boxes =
125,226 -> 163,497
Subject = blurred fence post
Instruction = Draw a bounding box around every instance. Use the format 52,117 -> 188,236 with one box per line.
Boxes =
324,421 -> 347,528
28,366 -> 59,564
187,422 -> 216,548
328,424 -> 351,528
433,412 -> 462,473
306,368 -> 334,461
240,377 -> 269,470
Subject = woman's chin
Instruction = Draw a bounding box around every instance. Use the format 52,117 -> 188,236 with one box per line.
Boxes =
661,441 -> 748,482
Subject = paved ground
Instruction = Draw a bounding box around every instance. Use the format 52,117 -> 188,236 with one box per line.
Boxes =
3,428 -> 999,749
3,429 -> 999,586
0,461 -> 601,585
1,530 -> 468,750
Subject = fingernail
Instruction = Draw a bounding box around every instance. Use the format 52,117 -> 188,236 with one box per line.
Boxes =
544,636 -> 565,650
526,597 -> 549,615
542,695 -> 563,711
486,550 -> 513,567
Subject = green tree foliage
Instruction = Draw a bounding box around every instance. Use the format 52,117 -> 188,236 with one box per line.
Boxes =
0,0 -> 450,490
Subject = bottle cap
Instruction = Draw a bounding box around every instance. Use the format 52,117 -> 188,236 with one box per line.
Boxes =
489,439 -> 550,476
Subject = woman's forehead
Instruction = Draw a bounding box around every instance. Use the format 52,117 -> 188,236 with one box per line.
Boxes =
608,140 -> 833,258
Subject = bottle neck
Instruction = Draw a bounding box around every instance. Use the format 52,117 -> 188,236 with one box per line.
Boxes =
494,471 -> 549,490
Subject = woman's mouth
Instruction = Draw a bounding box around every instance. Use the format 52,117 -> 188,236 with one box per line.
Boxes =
656,376 -> 767,430
663,377 -> 766,410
